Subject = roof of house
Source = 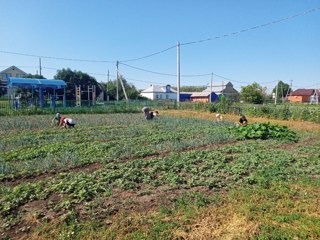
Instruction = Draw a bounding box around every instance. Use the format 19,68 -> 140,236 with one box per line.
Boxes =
291,89 -> 315,96
201,82 -> 238,93
7,78 -> 66,89
191,92 -> 210,97
141,85 -> 177,93
0,65 -> 27,74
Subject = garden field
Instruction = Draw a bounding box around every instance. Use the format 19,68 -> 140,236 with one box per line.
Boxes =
0,111 -> 320,239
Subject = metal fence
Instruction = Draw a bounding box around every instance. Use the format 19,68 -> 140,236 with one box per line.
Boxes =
0,97 -> 319,123
0,98 -> 177,116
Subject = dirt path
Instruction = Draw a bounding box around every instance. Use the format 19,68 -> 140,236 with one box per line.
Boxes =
161,110 -> 320,132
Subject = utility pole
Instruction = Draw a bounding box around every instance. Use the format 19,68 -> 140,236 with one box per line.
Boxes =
210,73 -> 213,103
107,69 -> 109,101
176,41 -> 180,106
116,61 -> 119,101
119,76 -> 128,101
275,80 -> 279,104
39,57 -> 42,76
281,82 -> 284,103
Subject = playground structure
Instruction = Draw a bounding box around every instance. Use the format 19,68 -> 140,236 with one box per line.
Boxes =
7,77 -> 67,109
75,85 -> 96,107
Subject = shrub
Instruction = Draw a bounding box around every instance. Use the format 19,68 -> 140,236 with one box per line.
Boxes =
230,122 -> 298,142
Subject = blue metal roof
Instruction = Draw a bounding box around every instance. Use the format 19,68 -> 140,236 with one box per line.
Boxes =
7,78 -> 66,89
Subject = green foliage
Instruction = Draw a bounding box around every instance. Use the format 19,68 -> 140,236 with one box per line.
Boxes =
230,122 -> 298,142
22,74 -> 46,79
240,82 -> 266,104
99,75 -> 142,100
272,80 -> 291,100
177,86 -> 206,92
54,68 -> 101,100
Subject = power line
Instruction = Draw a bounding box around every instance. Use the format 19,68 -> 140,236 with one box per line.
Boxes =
119,45 -> 176,62
123,76 -> 169,85
0,50 -> 116,63
181,6 -> 320,46
1,7 -> 318,65
119,62 -> 176,77
42,65 -> 168,85
119,62 -> 250,84
0,45 -> 176,64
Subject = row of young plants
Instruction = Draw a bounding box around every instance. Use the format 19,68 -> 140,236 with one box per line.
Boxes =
1,113 -> 319,239
1,136 -> 319,235
239,103 -> 320,122
0,115 -> 235,180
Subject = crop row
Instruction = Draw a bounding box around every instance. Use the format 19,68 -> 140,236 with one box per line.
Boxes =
0,115 -> 235,179
1,138 -> 319,219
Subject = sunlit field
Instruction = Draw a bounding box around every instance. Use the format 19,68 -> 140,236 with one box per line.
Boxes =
1,112 -> 319,239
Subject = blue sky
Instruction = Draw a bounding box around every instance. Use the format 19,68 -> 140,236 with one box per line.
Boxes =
0,0 -> 319,92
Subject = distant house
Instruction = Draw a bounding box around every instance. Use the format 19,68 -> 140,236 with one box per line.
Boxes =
180,92 -> 193,102
288,89 -> 320,103
140,84 -> 177,100
190,92 -> 218,102
191,82 -> 239,103
0,66 -> 26,85
310,90 -> 320,104
0,66 -> 27,95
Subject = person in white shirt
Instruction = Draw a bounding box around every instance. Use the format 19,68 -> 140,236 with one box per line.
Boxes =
62,118 -> 76,128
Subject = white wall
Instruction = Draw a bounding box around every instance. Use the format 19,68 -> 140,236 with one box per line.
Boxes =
141,92 -> 177,100
141,92 -> 155,100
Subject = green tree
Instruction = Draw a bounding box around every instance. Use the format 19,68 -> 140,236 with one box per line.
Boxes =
54,68 -> 101,101
176,86 -> 206,92
272,81 -> 291,100
240,82 -> 266,104
100,75 -> 143,100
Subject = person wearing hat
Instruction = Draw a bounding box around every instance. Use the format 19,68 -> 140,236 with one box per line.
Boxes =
215,113 -> 223,122
52,113 -> 61,126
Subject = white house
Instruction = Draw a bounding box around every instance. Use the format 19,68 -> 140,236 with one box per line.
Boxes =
140,84 -> 177,100
201,82 -> 240,102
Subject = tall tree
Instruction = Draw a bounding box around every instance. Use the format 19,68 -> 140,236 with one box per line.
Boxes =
100,75 -> 142,100
54,68 -> 101,100
240,82 -> 266,104
272,81 -> 291,99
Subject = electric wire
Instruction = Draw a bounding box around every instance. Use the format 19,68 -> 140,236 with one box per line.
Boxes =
0,50 -> 116,63
119,45 -> 176,62
119,62 -> 250,84
1,7 -> 319,64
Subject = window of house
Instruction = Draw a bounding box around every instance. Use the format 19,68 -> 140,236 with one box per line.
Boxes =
156,94 -> 159,99
16,74 -> 25,78
166,94 -> 169,99
160,94 -> 162,99
2,73 -> 12,79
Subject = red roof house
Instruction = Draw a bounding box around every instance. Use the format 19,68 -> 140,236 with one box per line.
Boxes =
288,89 -> 319,103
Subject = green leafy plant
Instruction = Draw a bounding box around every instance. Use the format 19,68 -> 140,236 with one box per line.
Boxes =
230,122 -> 298,142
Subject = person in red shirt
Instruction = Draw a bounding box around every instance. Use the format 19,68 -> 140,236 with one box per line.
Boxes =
59,116 -> 66,126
